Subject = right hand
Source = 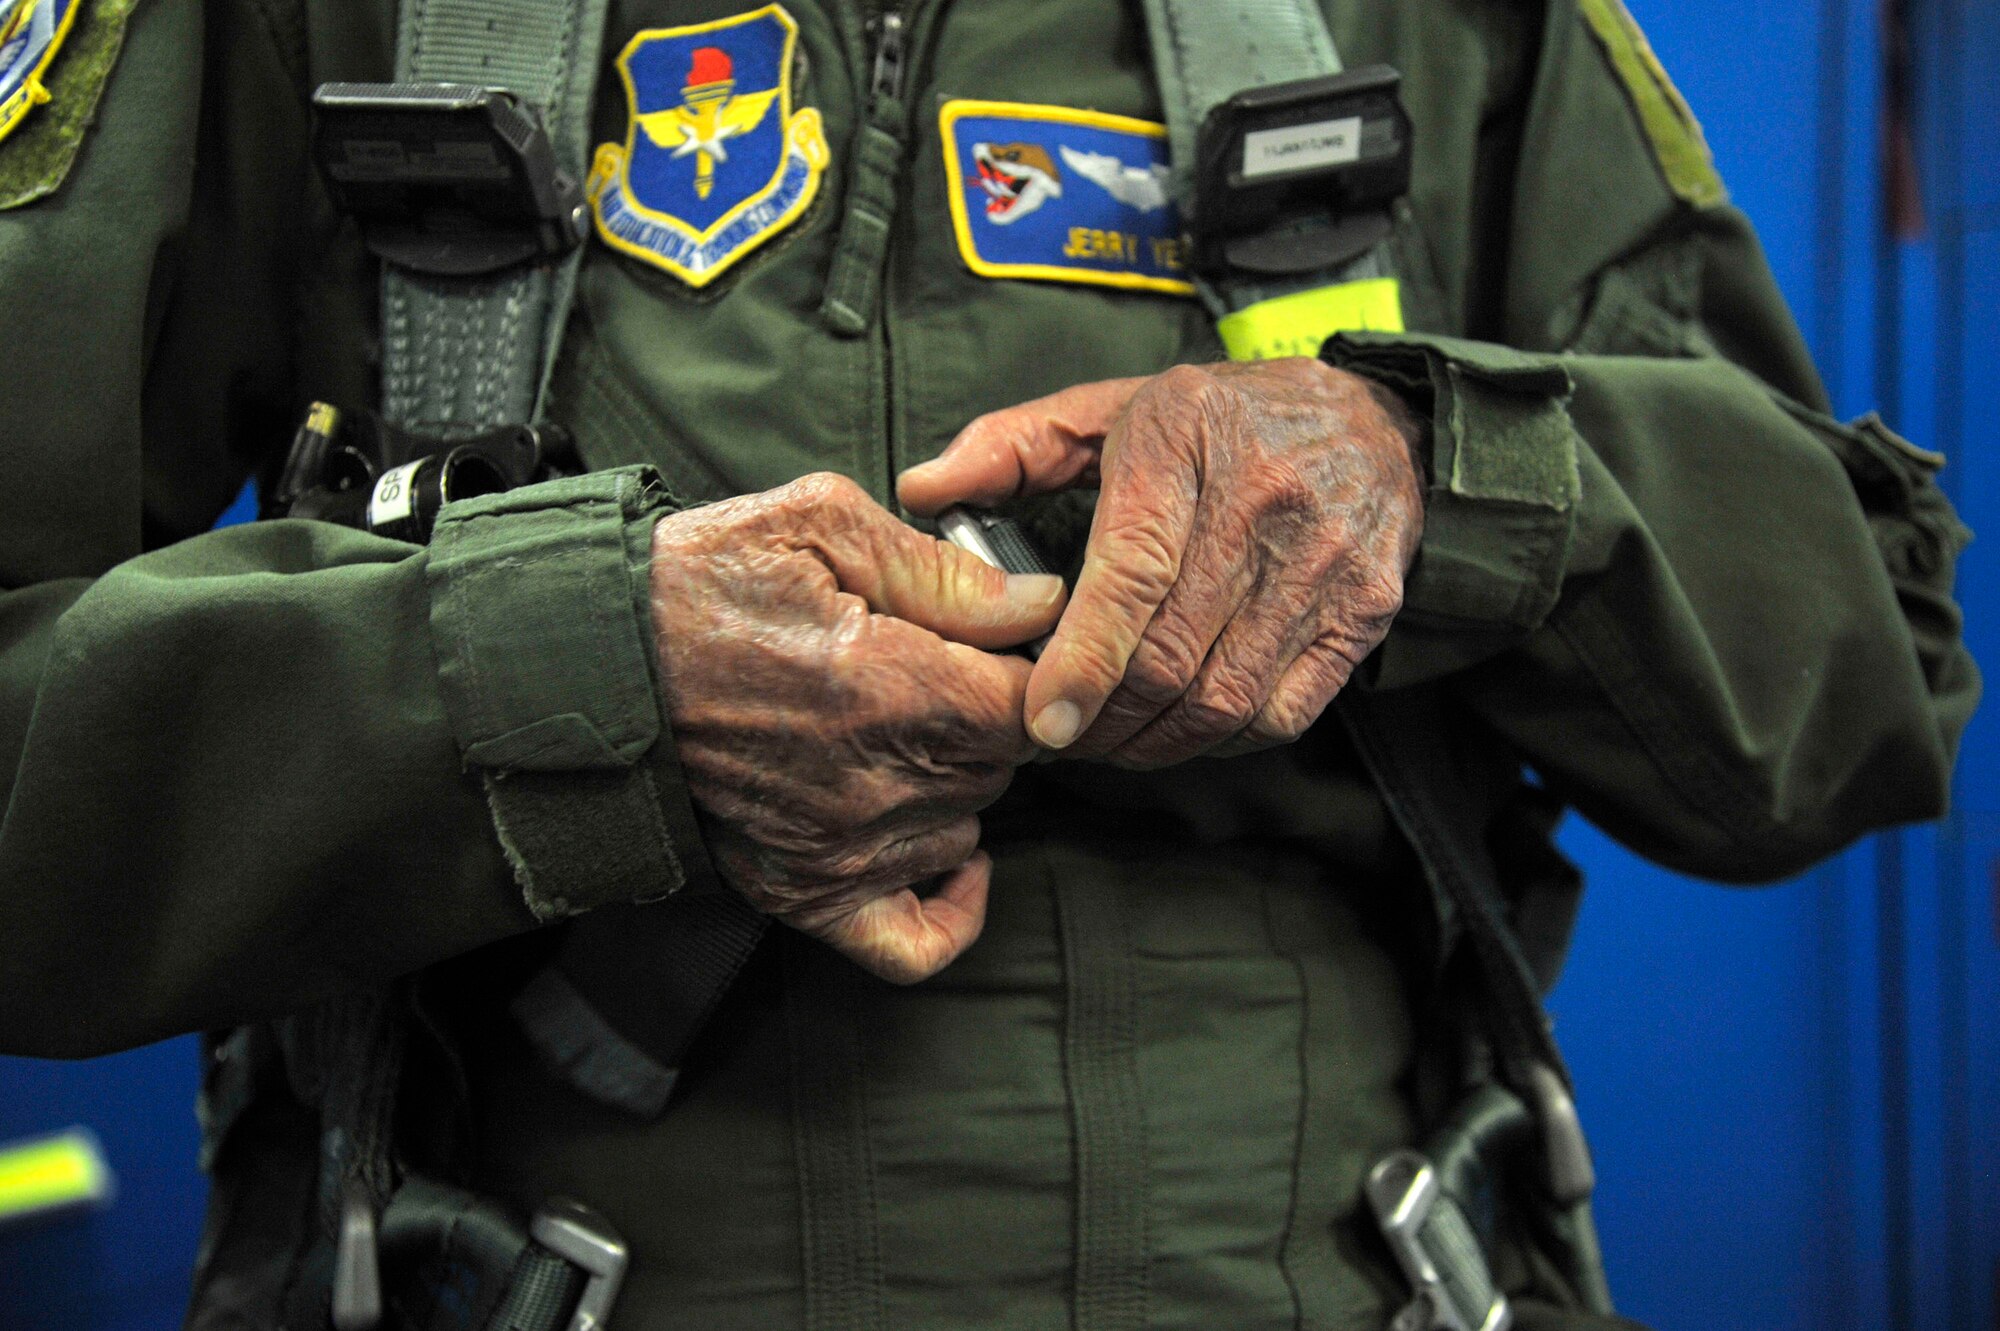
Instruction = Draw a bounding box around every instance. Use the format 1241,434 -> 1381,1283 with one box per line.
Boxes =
650,473 -> 1067,983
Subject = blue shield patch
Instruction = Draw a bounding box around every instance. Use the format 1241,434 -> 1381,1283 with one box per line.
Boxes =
0,0 -> 79,145
940,100 -> 1194,297
588,4 -> 829,288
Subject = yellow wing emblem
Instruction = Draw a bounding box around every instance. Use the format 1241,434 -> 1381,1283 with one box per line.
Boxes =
636,86 -> 782,198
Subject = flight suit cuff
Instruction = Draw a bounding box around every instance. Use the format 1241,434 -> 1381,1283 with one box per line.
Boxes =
427,465 -> 721,922
1323,331 -> 1581,635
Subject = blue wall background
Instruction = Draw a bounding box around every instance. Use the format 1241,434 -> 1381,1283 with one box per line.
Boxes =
1,1 -> 1993,1326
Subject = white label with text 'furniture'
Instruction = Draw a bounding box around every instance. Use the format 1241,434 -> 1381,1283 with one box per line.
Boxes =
1241,116 -> 1363,178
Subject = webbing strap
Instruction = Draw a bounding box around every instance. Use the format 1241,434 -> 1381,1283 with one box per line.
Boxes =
382,0 -> 609,432
513,895 -> 771,1118
1134,0 -> 1392,315
1052,875 -> 1149,1331
1137,0 -> 1342,204
786,943 -> 884,1331
1334,690 -> 1569,1092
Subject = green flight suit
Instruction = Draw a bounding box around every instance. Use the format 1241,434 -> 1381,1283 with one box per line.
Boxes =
0,0 -> 1976,1328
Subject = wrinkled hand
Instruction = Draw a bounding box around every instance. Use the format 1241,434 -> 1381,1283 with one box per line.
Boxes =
898,357 -> 1425,767
651,473 -> 1066,982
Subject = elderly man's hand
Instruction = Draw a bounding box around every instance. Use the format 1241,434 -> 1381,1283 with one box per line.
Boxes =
898,358 -> 1425,768
651,473 -> 1065,983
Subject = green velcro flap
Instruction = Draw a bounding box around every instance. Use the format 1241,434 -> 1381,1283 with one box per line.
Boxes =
1441,363 -> 1580,508
428,466 -> 669,772
0,0 -> 137,210
487,765 -> 688,921
1325,332 -> 1580,631
1577,0 -> 1727,209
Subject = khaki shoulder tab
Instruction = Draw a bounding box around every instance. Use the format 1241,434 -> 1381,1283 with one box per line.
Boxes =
1576,0 -> 1727,209
0,0 -> 138,210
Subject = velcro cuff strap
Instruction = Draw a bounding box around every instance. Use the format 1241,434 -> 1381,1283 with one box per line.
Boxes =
430,468 -> 668,770
1326,331 -> 1580,633
429,465 -> 709,919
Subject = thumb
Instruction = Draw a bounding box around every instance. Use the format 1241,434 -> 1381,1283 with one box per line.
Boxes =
897,376 -> 1149,515
802,478 -> 1066,649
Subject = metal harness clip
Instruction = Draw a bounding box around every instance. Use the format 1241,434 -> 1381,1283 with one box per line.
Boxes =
1366,1149 -> 1512,1331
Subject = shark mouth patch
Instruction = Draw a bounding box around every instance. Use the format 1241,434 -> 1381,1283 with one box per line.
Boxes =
941,100 -> 1193,296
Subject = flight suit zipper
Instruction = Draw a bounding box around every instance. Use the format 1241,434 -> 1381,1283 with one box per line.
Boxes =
823,0 -> 938,509
819,6 -> 918,337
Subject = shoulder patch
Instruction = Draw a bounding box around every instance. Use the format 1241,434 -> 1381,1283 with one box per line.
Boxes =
940,99 -> 1194,297
0,0 -> 135,210
1576,0 -> 1726,209
587,4 -> 830,289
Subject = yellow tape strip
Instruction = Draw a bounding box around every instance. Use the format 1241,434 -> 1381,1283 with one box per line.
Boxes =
1217,278 -> 1404,361
0,1128 -> 111,1222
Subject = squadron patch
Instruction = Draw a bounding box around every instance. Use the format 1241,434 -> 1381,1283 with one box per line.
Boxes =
587,5 -> 830,289
940,100 -> 1194,297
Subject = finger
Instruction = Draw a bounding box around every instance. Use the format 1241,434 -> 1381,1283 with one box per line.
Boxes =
819,848 -> 993,984
1209,635 -> 1364,759
1104,581 -> 1315,768
896,377 -> 1148,514
1022,409 -> 1200,749
789,473 -> 1068,649
1063,502 -> 1260,757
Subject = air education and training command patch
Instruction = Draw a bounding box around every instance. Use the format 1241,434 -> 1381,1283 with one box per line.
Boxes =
588,4 -> 830,289
941,100 -> 1194,298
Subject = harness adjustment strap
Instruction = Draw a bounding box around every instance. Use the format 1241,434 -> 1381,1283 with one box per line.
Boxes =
381,0 -> 612,433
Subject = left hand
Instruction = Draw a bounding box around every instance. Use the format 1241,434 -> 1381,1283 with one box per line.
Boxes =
897,357 -> 1426,768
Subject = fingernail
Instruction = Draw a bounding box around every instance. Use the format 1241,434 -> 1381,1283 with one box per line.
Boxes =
1031,699 -> 1083,748
1005,573 -> 1065,607
898,459 -> 940,485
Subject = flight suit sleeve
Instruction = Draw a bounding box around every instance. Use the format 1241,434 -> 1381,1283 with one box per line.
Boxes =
1324,0 -> 1979,882
0,0 -> 711,1059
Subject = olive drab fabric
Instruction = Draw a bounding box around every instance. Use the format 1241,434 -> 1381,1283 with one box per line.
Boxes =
0,1 -> 1976,1329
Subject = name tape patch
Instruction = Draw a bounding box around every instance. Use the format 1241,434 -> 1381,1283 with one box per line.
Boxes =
940,99 -> 1194,297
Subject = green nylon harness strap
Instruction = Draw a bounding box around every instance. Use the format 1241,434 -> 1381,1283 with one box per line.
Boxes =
382,0 -> 609,432
1338,688 -> 1617,1316
377,0 -> 779,1129
1132,3 -> 1610,1314
1051,872 -> 1150,1331
1132,0 -> 1392,317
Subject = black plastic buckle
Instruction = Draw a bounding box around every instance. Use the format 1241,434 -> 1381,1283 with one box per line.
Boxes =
312,82 -> 588,277
272,402 -> 576,543
1188,65 -> 1412,282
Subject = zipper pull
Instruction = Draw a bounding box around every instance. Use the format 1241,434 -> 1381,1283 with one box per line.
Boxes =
869,11 -> 907,104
